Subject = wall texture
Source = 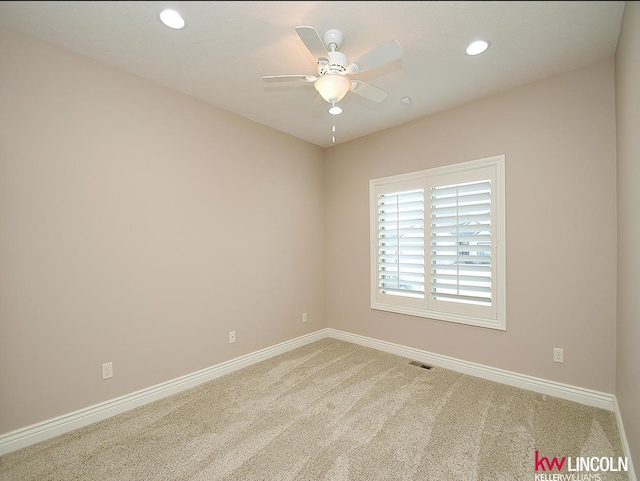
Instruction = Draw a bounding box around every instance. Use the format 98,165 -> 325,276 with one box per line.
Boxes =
0,27 -> 326,434
615,1 -> 640,470
325,58 -> 617,394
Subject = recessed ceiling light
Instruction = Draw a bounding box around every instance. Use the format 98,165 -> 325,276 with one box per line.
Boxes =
466,40 -> 489,56
160,9 -> 185,29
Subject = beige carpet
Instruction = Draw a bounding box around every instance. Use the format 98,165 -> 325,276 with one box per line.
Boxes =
0,338 -> 627,480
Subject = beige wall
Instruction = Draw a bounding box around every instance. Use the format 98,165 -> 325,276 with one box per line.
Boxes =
615,1 -> 640,470
325,59 -> 617,394
0,27 -> 326,434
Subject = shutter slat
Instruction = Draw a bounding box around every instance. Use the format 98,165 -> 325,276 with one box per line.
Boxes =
431,225 -> 491,235
379,212 -> 424,222
432,282 -> 492,294
431,292 -> 492,305
379,280 -> 425,289
432,273 -> 491,283
379,256 -> 425,264
379,219 -> 424,229
430,204 -> 490,217
380,263 -> 426,272
431,246 -> 492,255
431,254 -> 491,263
431,181 -> 491,198
431,250 -> 491,257
379,287 -> 425,298
431,213 -> 491,225
456,234 -> 491,244
378,245 -> 424,253
431,192 -> 491,207
378,201 -> 424,212
432,264 -> 491,274
379,191 -> 424,204
379,240 -> 424,249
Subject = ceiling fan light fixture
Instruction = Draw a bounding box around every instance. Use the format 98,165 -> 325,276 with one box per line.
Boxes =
466,40 -> 489,56
314,74 -> 352,103
160,9 -> 185,29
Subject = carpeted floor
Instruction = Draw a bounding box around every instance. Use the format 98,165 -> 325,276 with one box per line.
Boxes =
0,338 -> 628,480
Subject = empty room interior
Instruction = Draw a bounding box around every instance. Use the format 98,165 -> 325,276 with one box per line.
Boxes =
0,1 -> 638,480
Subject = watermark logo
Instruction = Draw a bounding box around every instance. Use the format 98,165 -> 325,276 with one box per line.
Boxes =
535,451 -> 566,471
533,451 -> 627,481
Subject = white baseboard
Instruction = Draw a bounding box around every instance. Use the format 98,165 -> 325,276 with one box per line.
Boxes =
0,329 -> 326,456
326,329 -> 615,411
614,397 -> 637,481
2,326 -> 633,478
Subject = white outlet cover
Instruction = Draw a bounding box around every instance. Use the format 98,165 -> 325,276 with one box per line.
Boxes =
553,348 -> 564,363
102,362 -> 113,379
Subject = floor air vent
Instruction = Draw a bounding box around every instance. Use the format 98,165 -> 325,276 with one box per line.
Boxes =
409,361 -> 433,370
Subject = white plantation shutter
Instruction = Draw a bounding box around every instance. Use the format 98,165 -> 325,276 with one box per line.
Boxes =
430,179 -> 493,307
377,189 -> 425,298
370,155 -> 505,330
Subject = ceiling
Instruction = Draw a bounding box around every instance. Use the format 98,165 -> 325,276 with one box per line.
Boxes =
0,1 -> 625,148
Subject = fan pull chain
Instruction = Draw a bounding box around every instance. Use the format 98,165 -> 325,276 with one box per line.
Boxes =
332,115 -> 336,143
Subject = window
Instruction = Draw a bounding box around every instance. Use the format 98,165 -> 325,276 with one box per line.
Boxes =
370,155 -> 505,330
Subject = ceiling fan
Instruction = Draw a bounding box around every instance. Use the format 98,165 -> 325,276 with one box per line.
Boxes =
262,26 -> 403,113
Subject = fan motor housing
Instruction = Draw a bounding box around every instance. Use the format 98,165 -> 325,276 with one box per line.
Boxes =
322,29 -> 344,50
329,51 -> 348,73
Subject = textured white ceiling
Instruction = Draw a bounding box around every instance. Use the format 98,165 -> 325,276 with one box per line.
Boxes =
0,1 -> 625,148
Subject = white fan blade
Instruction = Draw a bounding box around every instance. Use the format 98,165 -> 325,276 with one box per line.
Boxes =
347,40 -> 403,74
295,26 -> 328,59
350,81 -> 388,103
262,75 -> 317,83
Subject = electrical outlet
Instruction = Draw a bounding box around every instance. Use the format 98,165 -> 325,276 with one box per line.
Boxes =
302,312 -> 308,323
229,330 -> 236,344
553,348 -> 564,363
102,362 -> 113,380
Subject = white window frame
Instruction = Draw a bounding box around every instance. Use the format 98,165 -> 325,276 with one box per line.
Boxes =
370,154 -> 506,330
